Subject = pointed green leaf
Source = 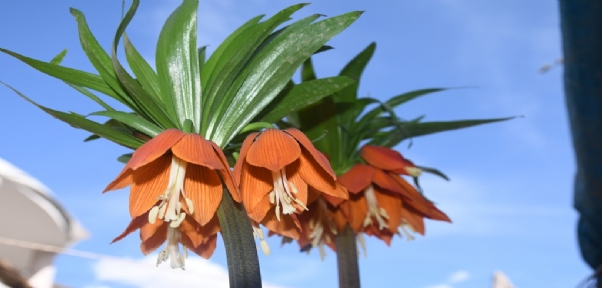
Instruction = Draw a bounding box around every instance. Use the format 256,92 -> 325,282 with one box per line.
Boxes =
50,49 -> 68,65
301,57 -> 317,82
89,110 -> 162,137
417,165 -> 450,181
111,0 -> 176,129
0,48 -> 120,99
1,82 -> 143,148
118,153 -> 133,164
198,46 -> 207,74
123,34 -> 162,105
156,0 -> 201,129
258,76 -> 354,123
385,88 -> 446,108
201,5 -> 311,136
69,8 -> 133,107
210,11 -> 363,147
335,42 -> 375,103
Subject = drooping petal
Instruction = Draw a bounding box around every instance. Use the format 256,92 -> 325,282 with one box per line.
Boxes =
185,165 -> 223,226
426,205 -> 452,222
286,160 -> 308,211
130,154 -> 172,218
140,217 -> 165,242
374,189 -> 403,233
345,193 -> 368,232
262,209 -> 301,240
111,214 -> 147,243
240,162 -> 273,215
284,128 -> 336,179
129,129 -> 185,170
322,190 -> 346,207
210,141 -> 241,202
373,169 -> 404,195
298,149 -> 337,194
179,217 -> 205,248
171,133 -> 223,170
331,203 -> 349,232
360,145 -> 408,171
248,195 -> 271,223
103,164 -> 133,193
246,129 -> 301,172
183,233 -> 218,259
233,132 -> 259,185
402,206 -> 425,235
140,223 -> 168,255
338,164 -> 375,194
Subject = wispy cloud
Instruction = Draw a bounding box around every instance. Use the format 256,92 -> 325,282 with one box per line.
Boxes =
88,255 -> 284,288
425,270 -> 470,288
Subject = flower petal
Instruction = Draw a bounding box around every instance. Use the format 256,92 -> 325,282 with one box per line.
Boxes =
284,128 -> 336,179
130,154 -> 172,218
240,162 -> 273,215
172,133 -> 223,170
211,141 -> 241,202
374,188 -> 403,233
262,209 -> 301,240
246,129 -> 301,172
140,217 -> 165,242
179,217 -> 205,248
286,160 -> 308,210
345,193 -> 368,232
103,164 -> 133,193
360,145 -> 408,171
338,164 -> 375,194
183,233 -> 218,259
185,165 -> 223,226
402,206 -> 425,235
373,169 -> 404,194
248,194 -> 271,223
298,149 -> 339,195
322,182 -> 348,206
129,129 -> 185,170
426,205 -> 452,222
233,132 -> 259,185
140,223 -> 168,255
111,214 -> 147,243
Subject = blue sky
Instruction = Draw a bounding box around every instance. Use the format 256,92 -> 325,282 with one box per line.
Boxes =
0,1 -> 589,287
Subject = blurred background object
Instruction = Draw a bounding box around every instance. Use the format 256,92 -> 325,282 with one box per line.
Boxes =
491,270 -> 515,288
0,158 -> 87,288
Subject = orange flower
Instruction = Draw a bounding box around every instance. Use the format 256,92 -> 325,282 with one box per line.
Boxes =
104,129 -> 239,268
360,145 -> 422,176
295,188 -> 344,260
234,128 -> 348,239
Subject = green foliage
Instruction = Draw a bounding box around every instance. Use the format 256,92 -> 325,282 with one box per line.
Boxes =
1,1 -> 361,151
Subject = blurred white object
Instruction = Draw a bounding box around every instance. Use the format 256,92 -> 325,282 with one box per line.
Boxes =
0,158 -> 88,288
492,270 -> 515,288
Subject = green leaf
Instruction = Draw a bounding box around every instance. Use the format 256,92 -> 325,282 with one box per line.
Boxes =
385,88 -> 446,108
66,83 -> 115,111
1,81 -> 143,149
258,76 -> 354,123
209,11 -> 363,147
123,34 -> 162,105
70,8 -> 132,107
370,117 -> 516,147
301,57 -> 317,82
335,42 -> 375,103
0,48 -> 120,99
117,153 -> 133,164
156,0 -> 201,129
50,49 -> 68,65
198,46 -> 207,74
201,5 -> 310,136
89,110 -> 162,137
111,0 -> 176,129
417,165 -> 450,181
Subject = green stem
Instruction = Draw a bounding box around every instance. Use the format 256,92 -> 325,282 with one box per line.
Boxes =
217,189 -> 262,288
335,224 -> 361,288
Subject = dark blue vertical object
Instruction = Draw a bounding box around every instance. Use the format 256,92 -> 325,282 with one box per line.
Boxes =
559,0 -> 602,285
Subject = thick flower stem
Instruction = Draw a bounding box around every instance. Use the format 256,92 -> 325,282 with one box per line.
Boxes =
217,189 -> 262,288
335,224 -> 361,288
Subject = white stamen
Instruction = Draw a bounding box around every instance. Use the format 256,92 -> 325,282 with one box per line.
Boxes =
271,169 -> 307,221
252,226 -> 271,256
149,156 -> 189,228
362,185 -> 389,230
170,212 -> 186,228
156,227 -> 186,269
148,206 -> 159,224
357,233 -> 367,257
400,224 -> 415,241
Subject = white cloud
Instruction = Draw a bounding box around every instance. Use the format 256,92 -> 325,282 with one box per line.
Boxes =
448,270 -> 470,283
89,255 -> 284,288
425,270 -> 470,288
